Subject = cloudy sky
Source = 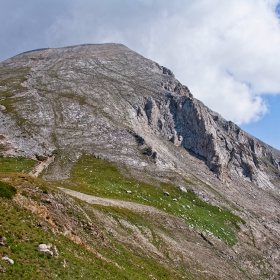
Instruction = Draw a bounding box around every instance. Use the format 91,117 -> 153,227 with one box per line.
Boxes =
1,0 -> 280,149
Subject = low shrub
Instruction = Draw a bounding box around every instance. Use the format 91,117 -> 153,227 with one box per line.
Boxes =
0,181 -> 16,199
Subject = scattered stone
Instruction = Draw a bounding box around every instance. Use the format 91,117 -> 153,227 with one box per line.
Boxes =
0,265 -> 6,273
53,245 -> 59,257
61,259 -> 67,268
2,256 -> 14,265
38,244 -> 54,256
179,186 -> 187,193
172,198 -> 177,201
126,190 -> 132,194
0,236 -> 7,246
163,191 -> 170,196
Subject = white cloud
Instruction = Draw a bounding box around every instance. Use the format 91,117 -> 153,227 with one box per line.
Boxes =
141,0 -> 280,124
43,0 -> 280,124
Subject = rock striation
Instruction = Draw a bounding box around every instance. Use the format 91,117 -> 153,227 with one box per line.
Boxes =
0,43 -> 279,187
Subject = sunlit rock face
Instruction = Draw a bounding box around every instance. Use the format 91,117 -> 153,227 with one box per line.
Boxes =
1,43 -> 279,186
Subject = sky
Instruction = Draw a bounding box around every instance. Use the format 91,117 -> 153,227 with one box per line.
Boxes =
1,0 -> 280,150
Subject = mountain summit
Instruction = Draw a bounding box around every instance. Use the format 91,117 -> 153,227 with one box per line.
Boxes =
0,44 -> 280,279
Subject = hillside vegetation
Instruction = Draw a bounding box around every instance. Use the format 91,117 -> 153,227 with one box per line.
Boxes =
0,156 -> 248,279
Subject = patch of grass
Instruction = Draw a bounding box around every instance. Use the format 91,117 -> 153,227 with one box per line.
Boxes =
65,155 -> 244,246
0,181 -> 16,199
0,157 -> 37,173
20,77 -> 27,83
0,98 -> 16,113
262,158 -> 280,174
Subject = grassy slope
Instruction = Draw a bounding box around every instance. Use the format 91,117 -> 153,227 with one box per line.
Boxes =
61,155 -> 244,246
0,158 -> 189,279
0,156 -> 246,279
0,157 -> 36,173
0,197 -> 182,280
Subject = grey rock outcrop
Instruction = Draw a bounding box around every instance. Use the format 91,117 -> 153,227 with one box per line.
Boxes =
138,91 -> 280,187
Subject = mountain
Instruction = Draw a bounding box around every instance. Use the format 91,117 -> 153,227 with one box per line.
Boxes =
0,44 -> 280,279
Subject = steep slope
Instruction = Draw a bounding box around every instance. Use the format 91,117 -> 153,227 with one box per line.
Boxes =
1,44 -> 279,183
0,44 -> 280,279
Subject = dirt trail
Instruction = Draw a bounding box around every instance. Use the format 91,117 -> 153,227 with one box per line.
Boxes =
59,187 -> 165,216
29,156 -> 55,177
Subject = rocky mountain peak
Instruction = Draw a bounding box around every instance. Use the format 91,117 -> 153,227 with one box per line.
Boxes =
0,43 -> 279,187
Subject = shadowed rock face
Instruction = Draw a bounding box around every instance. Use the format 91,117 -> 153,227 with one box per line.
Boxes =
140,91 -> 280,187
0,43 -> 279,186
1,44 -> 280,278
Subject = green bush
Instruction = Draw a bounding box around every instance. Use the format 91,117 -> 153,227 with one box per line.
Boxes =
0,181 -> 16,199
35,155 -> 47,161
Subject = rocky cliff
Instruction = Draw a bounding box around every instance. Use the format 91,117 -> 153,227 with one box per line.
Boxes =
1,44 -> 280,279
1,44 -> 279,185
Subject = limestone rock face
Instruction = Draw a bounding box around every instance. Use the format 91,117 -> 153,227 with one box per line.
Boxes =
0,43 -> 279,186
139,91 -> 280,187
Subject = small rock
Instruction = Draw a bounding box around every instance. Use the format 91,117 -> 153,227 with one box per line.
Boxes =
61,259 -> 67,268
126,190 -> 132,194
38,243 -> 53,256
172,198 -> 177,201
53,245 -> 59,257
179,186 -> 187,193
0,265 -> 6,273
0,237 -> 7,246
163,191 -> 170,196
2,256 -> 14,265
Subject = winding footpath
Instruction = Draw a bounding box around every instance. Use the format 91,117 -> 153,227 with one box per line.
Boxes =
58,187 -> 166,216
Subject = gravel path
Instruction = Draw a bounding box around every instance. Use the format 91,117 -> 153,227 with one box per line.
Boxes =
29,156 -> 55,177
59,187 -> 164,215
